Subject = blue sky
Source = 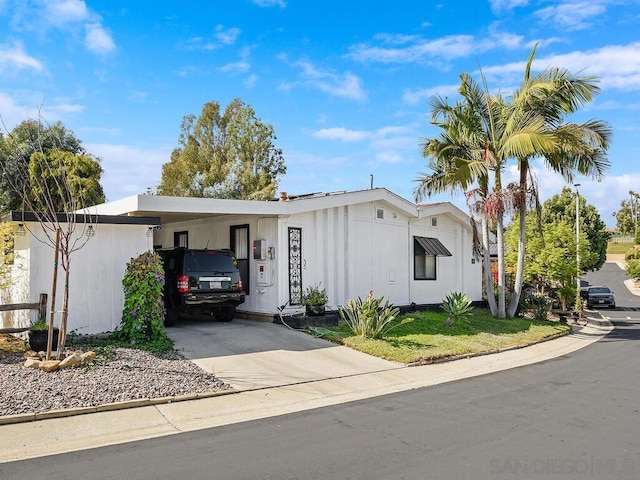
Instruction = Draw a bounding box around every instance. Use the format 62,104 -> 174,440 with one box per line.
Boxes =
1,0 -> 639,228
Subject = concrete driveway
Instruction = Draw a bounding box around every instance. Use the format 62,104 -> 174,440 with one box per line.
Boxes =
166,318 -> 404,391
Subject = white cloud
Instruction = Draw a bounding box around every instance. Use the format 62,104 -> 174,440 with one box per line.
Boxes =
218,61 -> 250,74
6,1 -> 116,56
481,43 -> 640,92
0,93 -> 83,130
85,143 -> 171,201
244,73 -> 258,88
0,93 -> 33,129
376,151 -> 404,164
0,41 -> 43,73
45,0 -> 89,26
502,158 -> 636,229
489,0 -> 529,12
313,127 -> 369,142
402,84 -> 460,105
279,57 -> 367,101
185,26 -> 241,51
85,23 -> 115,55
215,25 -> 241,45
252,0 -> 286,7
347,30 -> 523,65
535,2 -> 606,31
376,126 -> 412,137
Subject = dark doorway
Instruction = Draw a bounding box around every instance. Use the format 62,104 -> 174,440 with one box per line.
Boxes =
231,225 -> 250,295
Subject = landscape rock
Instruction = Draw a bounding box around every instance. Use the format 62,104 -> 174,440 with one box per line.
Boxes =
40,360 -> 60,372
80,351 -> 97,363
24,358 -> 41,369
59,353 -> 83,369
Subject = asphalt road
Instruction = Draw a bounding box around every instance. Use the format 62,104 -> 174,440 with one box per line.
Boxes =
3,263 -> 639,480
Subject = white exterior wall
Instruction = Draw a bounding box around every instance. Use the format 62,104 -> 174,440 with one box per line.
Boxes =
153,215 -> 280,316
409,213 -> 482,304
277,200 -> 482,314
12,222 -> 152,334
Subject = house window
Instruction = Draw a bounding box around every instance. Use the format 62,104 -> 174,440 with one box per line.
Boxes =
415,243 -> 436,280
413,236 -> 452,281
174,231 -> 188,248
376,208 -> 384,220
431,216 -> 438,227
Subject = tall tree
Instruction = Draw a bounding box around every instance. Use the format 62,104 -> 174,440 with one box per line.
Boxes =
414,81 -> 497,315
543,187 -> 610,271
613,191 -> 640,234
505,46 -> 611,317
158,98 -> 286,200
417,47 -> 611,319
0,117 -> 101,359
415,71 -> 550,318
0,120 -> 103,213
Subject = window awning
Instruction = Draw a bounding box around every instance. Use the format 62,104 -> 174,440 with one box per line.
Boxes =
415,236 -> 452,256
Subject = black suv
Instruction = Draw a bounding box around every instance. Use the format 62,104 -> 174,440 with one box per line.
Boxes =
158,248 -> 245,326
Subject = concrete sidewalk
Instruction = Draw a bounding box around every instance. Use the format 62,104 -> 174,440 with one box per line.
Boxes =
0,319 -> 612,464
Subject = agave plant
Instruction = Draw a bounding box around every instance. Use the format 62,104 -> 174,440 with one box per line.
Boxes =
441,292 -> 474,327
339,291 -> 408,339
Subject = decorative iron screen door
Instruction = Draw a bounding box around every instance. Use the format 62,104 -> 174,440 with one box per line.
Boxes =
288,227 -> 302,305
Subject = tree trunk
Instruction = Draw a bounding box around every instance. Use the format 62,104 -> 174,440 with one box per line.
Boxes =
57,247 -> 70,357
496,214 -> 506,318
507,208 -> 525,318
482,217 -> 498,315
507,162 -> 529,318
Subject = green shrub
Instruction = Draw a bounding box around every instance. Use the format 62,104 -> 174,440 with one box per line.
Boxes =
301,283 -> 328,306
114,251 -> 168,345
626,259 -> 640,280
339,291 -> 407,339
524,293 -> 552,322
557,285 -> 576,313
441,292 -> 474,327
625,245 -> 640,261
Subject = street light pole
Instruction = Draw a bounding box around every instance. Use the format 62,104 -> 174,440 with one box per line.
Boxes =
574,184 -> 581,295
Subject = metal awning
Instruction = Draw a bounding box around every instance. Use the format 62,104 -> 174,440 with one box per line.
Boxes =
415,236 -> 452,256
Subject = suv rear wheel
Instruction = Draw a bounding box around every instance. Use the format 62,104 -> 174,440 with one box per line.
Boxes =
219,306 -> 236,322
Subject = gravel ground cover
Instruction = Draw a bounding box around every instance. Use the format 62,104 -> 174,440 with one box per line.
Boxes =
0,345 -> 231,417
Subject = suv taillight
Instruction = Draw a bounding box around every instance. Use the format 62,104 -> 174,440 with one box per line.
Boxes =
238,274 -> 243,292
177,275 -> 189,294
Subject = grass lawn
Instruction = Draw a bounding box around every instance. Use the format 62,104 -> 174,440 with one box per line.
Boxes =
607,241 -> 634,255
317,309 -> 572,365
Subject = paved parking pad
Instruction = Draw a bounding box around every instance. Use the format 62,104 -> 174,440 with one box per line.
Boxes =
167,319 -> 404,391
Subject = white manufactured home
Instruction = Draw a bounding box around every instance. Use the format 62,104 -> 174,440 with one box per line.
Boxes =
92,188 -> 482,325
1,212 -> 160,335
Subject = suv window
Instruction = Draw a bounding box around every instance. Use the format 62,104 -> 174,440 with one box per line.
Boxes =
589,287 -> 611,294
185,252 -> 237,273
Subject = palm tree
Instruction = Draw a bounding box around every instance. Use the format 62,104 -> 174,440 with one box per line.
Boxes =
415,75 -> 504,316
505,46 -> 612,317
417,46 -> 611,319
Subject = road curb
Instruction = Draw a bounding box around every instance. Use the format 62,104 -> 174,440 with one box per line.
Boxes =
0,388 -> 238,426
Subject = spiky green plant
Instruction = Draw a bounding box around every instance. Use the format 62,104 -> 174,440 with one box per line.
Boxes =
441,292 -> 474,327
339,291 -> 408,339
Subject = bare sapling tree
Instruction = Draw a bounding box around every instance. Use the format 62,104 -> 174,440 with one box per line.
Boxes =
1,115 -> 103,359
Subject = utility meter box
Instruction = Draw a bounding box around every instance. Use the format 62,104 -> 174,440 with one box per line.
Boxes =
256,261 -> 270,285
253,239 -> 266,260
